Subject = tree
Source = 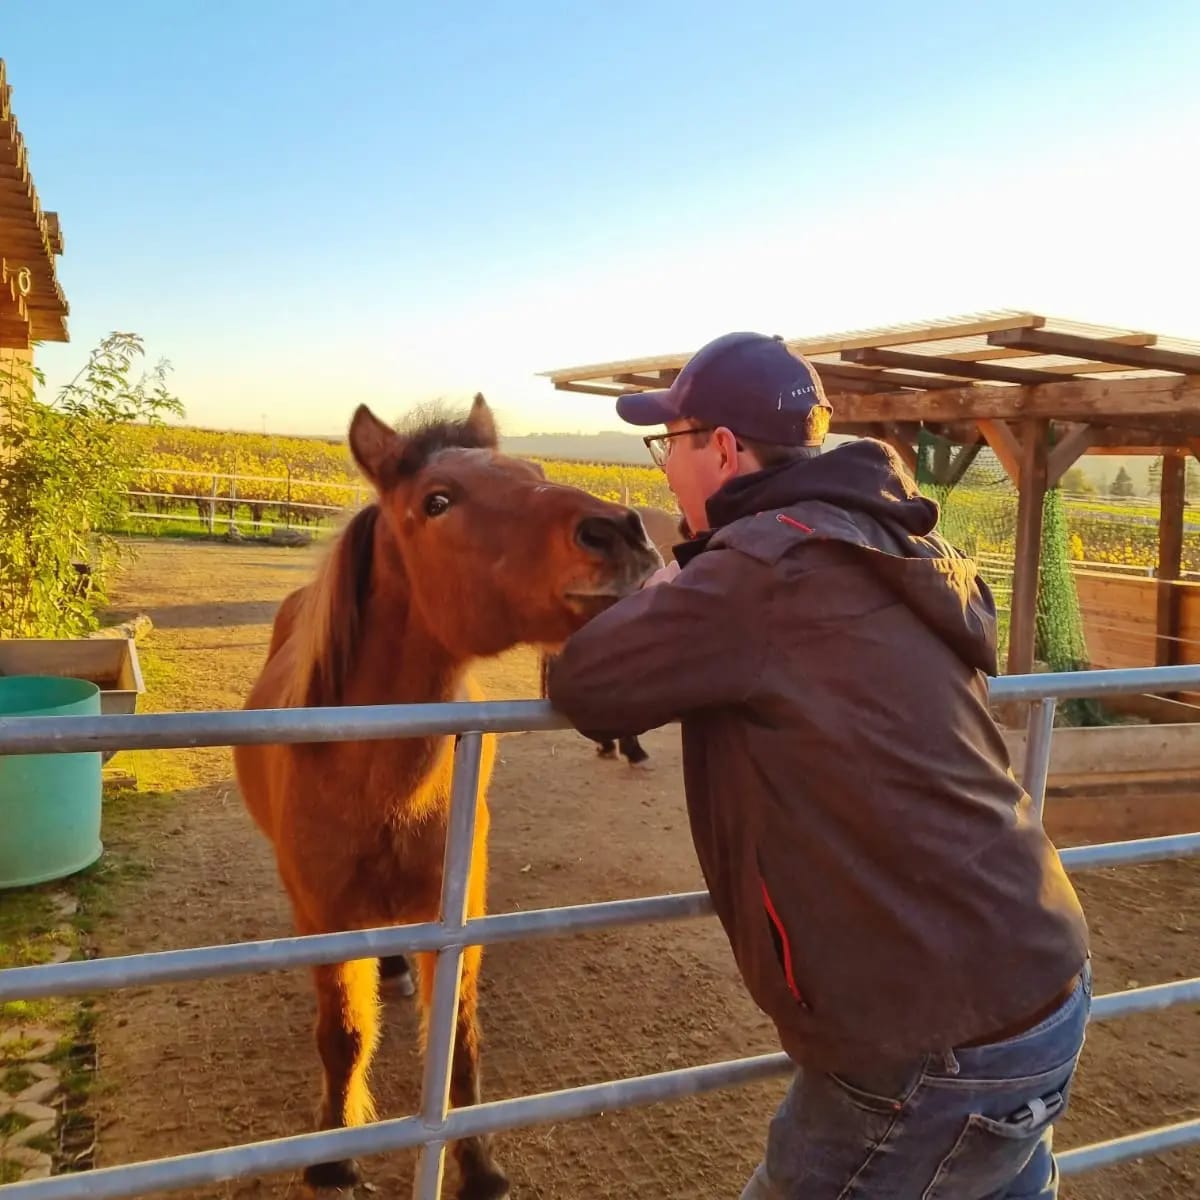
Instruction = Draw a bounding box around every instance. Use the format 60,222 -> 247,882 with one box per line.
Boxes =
0,333 -> 184,637
1147,457 -> 1162,497
1059,466 -> 1095,495
1109,466 -> 1135,498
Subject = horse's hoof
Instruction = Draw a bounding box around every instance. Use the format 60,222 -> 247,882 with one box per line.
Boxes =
457,1170 -> 511,1200
628,757 -> 654,771
303,1158 -> 363,1192
379,969 -> 416,999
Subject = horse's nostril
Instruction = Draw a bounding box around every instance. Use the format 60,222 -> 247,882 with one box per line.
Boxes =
575,516 -> 623,557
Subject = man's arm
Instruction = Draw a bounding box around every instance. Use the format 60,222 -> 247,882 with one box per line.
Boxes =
546,548 -> 765,739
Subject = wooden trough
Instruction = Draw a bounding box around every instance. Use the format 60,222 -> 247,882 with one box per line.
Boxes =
0,638 -> 145,767
0,638 -> 145,717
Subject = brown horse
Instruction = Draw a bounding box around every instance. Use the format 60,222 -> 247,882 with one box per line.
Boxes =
233,395 -> 658,1198
539,503 -> 685,767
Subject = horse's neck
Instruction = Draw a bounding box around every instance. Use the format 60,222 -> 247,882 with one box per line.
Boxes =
345,587 -> 464,707
327,559 -> 470,814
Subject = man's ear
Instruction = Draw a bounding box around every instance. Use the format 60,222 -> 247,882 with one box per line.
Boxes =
713,426 -> 742,472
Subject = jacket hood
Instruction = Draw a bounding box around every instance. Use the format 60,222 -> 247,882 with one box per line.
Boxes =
706,437 -> 939,535
699,439 -> 997,675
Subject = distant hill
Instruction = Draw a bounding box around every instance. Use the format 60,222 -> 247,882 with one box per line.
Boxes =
499,431 -> 653,464
499,430 -> 860,465
179,422 -> 1164,498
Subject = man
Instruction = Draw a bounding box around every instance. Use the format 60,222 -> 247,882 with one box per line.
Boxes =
546,331 -> 1091,1199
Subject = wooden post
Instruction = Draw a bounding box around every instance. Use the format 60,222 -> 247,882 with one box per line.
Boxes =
1155,453 -> 1186,667
1006,419 -> 1049,677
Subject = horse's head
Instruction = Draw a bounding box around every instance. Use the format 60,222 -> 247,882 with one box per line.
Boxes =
348,394 -> 662,657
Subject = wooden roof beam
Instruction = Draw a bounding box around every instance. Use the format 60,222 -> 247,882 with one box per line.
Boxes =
788,312 -> 1045,357
816,361 -> 965,392
552,380 -> 632,398
613,370 -> 678,387
844,346 -> 1064,386
987,328 -> 1200,375
1047,424 -> 1096,488
540,312 -> 1047,386
946,331 -> 1159,366
976,420 -> 1022,487
827,373 -> 1200,425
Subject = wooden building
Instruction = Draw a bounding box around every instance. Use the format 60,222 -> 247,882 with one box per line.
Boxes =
0,57 -> 69,409
543,311 -> 1200,683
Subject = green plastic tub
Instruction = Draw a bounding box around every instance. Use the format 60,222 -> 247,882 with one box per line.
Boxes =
0,675 -> 103,889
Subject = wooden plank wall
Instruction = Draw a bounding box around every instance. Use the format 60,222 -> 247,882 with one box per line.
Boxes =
1074,570 -> 1200,714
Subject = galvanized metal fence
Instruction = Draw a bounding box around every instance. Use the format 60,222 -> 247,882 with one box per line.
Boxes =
0,664 -> 1198,1198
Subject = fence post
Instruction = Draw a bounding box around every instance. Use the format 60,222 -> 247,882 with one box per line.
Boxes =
286,467 -> 293,530
207,477 -> 217,535
413,731 -> 485,1199
1022,698 -> 1057,820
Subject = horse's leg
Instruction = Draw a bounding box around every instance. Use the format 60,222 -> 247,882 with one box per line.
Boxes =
303,955 -> 381,1191
594,737 -> 618,759
379,952 -> 416,998
413,945 -> 509,1200
620,734 -> 651,767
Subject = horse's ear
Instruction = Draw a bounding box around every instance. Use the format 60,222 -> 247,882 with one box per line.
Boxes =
349,404 -> 398,488
466,393 -> 498,448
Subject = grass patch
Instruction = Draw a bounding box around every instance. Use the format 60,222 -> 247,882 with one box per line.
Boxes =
0,999 -> 61,1026
23,1133 -> 57,1155
0,1160 -> 24,1184
0,1110 -> 31,1137
0,891 -> 57,969
0,1038 -> 37,1065
1,1066 -> 35,1094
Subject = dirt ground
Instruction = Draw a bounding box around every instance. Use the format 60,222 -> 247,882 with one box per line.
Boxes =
84,538 -> 1198,1199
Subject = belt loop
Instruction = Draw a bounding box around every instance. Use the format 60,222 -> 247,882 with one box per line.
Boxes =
940,1049 -> 960,1076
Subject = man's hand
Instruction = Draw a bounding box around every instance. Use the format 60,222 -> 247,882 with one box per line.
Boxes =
642,560 -> 681,588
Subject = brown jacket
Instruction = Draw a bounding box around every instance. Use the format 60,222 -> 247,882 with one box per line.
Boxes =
547,439 -> 1088,1071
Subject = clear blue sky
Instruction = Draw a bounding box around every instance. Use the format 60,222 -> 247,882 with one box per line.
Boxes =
5,2 -> 1199,436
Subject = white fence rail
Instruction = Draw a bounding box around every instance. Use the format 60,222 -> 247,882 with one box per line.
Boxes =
123,467 -> 365,534
0,665 -> 1197,1196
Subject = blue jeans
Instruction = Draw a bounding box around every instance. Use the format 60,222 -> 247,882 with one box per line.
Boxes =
741,963 -> 1092,1199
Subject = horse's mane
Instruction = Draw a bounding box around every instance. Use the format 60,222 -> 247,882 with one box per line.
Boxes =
385,398 -> 496,481
283,400 -> 496,708
285,503 -> 381,708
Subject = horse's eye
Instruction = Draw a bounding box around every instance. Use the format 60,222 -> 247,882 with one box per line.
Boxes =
423,492 -> 452,518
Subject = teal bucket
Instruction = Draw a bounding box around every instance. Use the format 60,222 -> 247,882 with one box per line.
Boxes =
0,675 -> 103,889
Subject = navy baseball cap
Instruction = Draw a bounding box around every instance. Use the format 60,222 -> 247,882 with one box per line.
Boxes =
615,331 -> 833,447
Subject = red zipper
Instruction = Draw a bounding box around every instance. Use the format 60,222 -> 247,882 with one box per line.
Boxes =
760,878 -> 805,1005
777,514 -> 814,534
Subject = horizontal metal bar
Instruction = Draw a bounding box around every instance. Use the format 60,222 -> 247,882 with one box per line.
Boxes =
1,1032 -> 1196,1200
1089,976 -> 1200,1020
0,891 -> 715,1001
2,828 -> 1197,1002
0,1052 -> 794,1200
1058,1117 -> 1200,1175
1059,832 -> 1200,869
0,699 -> 570,755
989,663 -> 1200,701
5,663 -> 1200,756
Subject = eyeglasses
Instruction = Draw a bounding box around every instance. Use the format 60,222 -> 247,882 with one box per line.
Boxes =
642,427 -> 714,469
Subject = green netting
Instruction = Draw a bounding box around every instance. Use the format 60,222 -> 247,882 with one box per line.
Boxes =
915,429 -> 1106,726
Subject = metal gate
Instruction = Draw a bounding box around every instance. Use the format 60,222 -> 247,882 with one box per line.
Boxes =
1,663 -> 1198,1198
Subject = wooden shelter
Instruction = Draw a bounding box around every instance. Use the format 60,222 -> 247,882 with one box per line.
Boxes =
543,311 -> 1200,678
0,57 -> 69,402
